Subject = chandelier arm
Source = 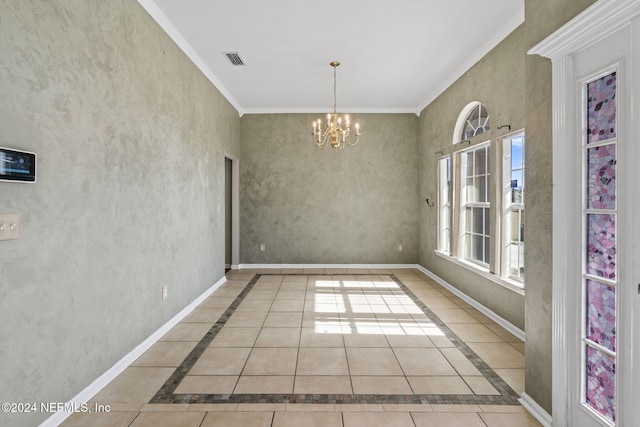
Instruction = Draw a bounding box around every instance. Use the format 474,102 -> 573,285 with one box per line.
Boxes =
314,139 -> 327,149
314,127 -> 333,148
345,135 -> 360,146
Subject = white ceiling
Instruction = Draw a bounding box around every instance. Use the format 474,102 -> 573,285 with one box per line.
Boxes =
138,0 -> 524,116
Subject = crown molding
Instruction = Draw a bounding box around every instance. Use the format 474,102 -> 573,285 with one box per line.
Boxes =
241,108 -> 418,116
137,0 -> 245,117
415,4 -> 524,115
528,0 -> 640,60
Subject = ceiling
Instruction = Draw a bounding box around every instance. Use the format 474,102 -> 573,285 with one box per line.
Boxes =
138,0 -> 524,116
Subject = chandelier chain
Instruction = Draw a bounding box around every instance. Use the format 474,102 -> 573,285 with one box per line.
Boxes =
333,65 -> 337,114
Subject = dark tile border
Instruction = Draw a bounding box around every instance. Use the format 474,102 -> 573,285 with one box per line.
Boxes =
389,274 -> 520,402
150,273 -> 520,405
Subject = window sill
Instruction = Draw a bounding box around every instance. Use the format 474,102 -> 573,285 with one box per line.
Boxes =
434,250 -> 525,296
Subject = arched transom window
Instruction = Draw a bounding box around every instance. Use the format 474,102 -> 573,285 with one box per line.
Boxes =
453,102 -> 491,143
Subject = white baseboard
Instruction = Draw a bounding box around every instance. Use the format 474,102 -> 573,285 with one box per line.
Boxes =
519,393 -> 552,427
238,263 -> 417,269
415,264 -> 526,342
239,263 -> 525,341
417,265 -> 545,422
41,263 -> 531,426
39,275 -> 228,427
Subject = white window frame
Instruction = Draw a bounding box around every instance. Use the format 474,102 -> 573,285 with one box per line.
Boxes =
452,101 -> 491,144
436,103 -> 526,295
437,156 -> 452,254
459,142 -> 491,268
500,130 -> 526,284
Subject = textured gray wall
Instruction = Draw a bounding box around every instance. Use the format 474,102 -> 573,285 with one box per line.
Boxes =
523,0 -> 596,414
0,0 -> 603,424
417,26 -> 527,330
0,1 -> 239,426
240,113 -> 418,264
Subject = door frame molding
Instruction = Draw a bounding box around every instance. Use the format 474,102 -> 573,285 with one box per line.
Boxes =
224,154 -> 240,269
529,1 -> 640,425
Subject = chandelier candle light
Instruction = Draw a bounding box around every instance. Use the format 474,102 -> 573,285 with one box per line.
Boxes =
312,61 -> 361,149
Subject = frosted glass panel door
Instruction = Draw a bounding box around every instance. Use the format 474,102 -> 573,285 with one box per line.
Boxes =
532,3 -> 640,426
566,18 -> 639,427
582,71 -> 618,425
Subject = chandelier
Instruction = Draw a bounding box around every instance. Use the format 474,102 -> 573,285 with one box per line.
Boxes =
312,61 -> 361,149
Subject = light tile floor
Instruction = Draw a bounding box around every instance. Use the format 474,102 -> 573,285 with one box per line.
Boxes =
62,269 -> 541,426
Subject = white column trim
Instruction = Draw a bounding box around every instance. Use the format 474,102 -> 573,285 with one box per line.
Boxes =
549,53 -> 573,427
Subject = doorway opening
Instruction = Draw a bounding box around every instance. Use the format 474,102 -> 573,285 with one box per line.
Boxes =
224,155 -> 239,271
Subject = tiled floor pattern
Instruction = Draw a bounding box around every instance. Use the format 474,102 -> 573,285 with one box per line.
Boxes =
62,269 -> 540,427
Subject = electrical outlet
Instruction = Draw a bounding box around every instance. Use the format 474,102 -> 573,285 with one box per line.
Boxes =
259,243 -> 266,252
398,244 -> 403,252
162,286 -> 168,300
0,214 -> 20,241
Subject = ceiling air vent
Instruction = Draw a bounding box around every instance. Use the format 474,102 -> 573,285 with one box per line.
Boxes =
224,52 -> 245,66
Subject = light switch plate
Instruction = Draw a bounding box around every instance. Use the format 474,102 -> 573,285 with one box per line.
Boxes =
0,214 -> 20,240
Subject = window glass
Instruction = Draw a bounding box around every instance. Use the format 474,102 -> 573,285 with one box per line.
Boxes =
502,132 -> 525,282
461,144 -> 490,267
462,104 -> 491,141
